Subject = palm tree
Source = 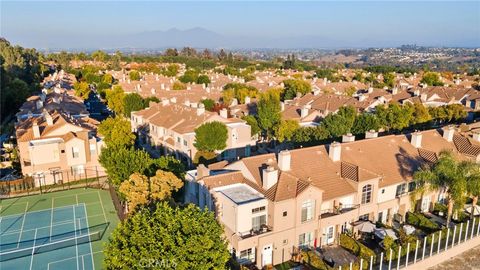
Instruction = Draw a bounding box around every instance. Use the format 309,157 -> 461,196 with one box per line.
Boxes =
463,161 -> 480,219
412,150 -> 468,226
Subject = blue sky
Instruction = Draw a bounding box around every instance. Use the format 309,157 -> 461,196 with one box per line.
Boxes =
1,1 -> 479,48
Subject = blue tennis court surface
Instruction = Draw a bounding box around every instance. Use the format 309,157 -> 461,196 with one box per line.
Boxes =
0,204 -> 94,270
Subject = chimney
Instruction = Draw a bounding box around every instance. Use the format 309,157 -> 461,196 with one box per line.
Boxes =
197,164 -> 210,179
161,83 -> 165,90
410,131 -> 422,148
161,99 -> 170,106
197,104 -> 205,116
300,106 -> 309,118
32,122 -> 40,138
219,108 -> 228,119
45,112 -> 53,126
365,130 -> 378,139
170,97 -> 177,104
329,141 -> 341,162
342,133 -> 355,143
244,96 -> 251,105
278,150 -> 291,171
472,131 -> 480,142
413,89 -> 420,96
391,87 -> 398,95
280,101 -> 285,112
442,125 -> 455,142
262,166 -> 278,190
184,100 -> 191,107
312,89 -> 320,96
358,95 -> 366,102
368,87 -> 373,94
420,93 -> 428,102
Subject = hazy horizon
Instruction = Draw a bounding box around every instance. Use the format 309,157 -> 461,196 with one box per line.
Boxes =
1,1 -> 479,50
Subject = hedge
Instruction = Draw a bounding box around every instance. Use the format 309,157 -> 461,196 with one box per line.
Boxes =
339,234 -> 375,269
301,250 -> 331,270
406,212 -> 439,233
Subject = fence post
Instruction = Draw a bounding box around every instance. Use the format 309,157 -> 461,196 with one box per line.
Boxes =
405,242 -> 410,267
397,246 -> 401,270
67,172 -> 71,189
339,266 -> 342,270
369,255 -> 373,270
349,262 -> 353,270
422,237 -> 427,260
452,225 -> 457,248
96,166 -> 100,187
430,234 -> 434,256
445,227 -> 450,251
360,258 -> 363,270
379,252 -> 384,270
414,239 -> 419,264
437,230 -> 442,254
85,167 -> 88,188
471,218 -> 476,239
465,220 -> 470,242
477,217 -> 480,236
459,223 -> 463,244
388,249 -> 392,270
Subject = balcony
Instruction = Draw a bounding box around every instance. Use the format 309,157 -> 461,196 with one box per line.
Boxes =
238,224 -> 273,239
320,204 -> 360,219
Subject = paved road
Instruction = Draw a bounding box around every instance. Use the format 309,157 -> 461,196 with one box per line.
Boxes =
428,245 -> 480,270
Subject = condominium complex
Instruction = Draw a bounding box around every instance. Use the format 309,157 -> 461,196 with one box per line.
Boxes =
131,100 -> 256,167
185,125 -> 480,268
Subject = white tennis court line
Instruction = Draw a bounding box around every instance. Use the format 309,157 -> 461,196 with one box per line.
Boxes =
29,229 -> 37,270
83,203 -> 95,270
16,201 -> 29,248
73,205 -> 79,270
47,251 -> 101,270
51,191 -> 98,201
50,198 -> 54,242
96,191 -> 107,223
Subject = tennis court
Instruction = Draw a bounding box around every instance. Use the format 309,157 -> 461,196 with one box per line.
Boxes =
0,188 -> 119,270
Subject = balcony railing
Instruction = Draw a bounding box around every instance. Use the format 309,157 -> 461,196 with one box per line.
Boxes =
238,224 -> 273,239
320,204 -> 360,219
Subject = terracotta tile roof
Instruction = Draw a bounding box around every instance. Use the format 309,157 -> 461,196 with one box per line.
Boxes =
453,134 -> 480,157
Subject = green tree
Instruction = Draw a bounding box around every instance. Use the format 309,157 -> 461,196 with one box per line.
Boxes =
98,116 -> 136,148
242,115 -> 261,137
201,98 -> 215,111
257,89 -> 282,138
412,151 -> 468,225
103,202 -> 230,270
99,147 -> 151,186
179,69 -> 199,83
351,113 -> 380,135
411,103 -> 432,126
421,72 -> 444,86
123,93 -> 146,117
106,85 -> 125,115
275,120 -> 300,142
282,79 -> 312,100
172,81 -> 186,90
129,70 -> 141,81
91,50 -> 107,62
196,74 -> 211,85
162,64 -> 179,77
73,81 -> 90,99
194,121 -> 228,152
119,170 -> 183,212
383,72 -> 395,88
463,161 -> 480,219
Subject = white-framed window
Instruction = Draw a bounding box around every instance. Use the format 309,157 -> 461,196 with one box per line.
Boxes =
251,206 -> 266,214
252,215 -> 266,231
72,147 -> 80,158
299,232 -> 313,247
301,199 -> 314,222
361,184 -> 373,204
395,183 -> 407,197
239,248 -> 255,262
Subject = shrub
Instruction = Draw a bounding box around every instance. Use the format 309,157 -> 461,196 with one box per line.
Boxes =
172,81 -> 186,90
193,151 -> 217,165
300,250 -> 330,270
406,212 -> 439,233
339,234 -> 375,266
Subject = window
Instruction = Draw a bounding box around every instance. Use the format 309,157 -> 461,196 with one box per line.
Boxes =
396,183 -> 407,197
361,185 -> 372,204
252,215 -> 266,231
359,214 -> 369,221
89,144 -> 96,155
298,232 -> 313,247
177,137 -> 181,143
408,182 -> 416,192
381,189 -> 385,194
72,147 -> 80,158
61,150 -> 65,154
283,239 -> 288,245
283,211 -> 288,217
72,165 -> 84,175
252,206 -> 266,214
301,200 -> 314,222
239,248 -> 254,262
183,139 -> 188,147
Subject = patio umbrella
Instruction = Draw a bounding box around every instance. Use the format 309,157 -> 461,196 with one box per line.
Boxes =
356,221 -> 376,233
403,225 -> 416,235
464,204 -> 480,216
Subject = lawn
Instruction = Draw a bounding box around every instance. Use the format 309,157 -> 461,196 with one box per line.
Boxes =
0,188 -> 119,269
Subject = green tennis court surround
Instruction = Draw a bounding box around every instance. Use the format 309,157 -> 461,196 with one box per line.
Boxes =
0,188 -> 119,270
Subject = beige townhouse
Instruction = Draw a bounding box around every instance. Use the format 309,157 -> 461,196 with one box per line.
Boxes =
131,100 -> 256,167
184,125 -> 480,268
15,110 -> 105,186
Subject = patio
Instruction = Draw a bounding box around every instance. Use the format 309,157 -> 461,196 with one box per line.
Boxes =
317,245 -> 357,268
